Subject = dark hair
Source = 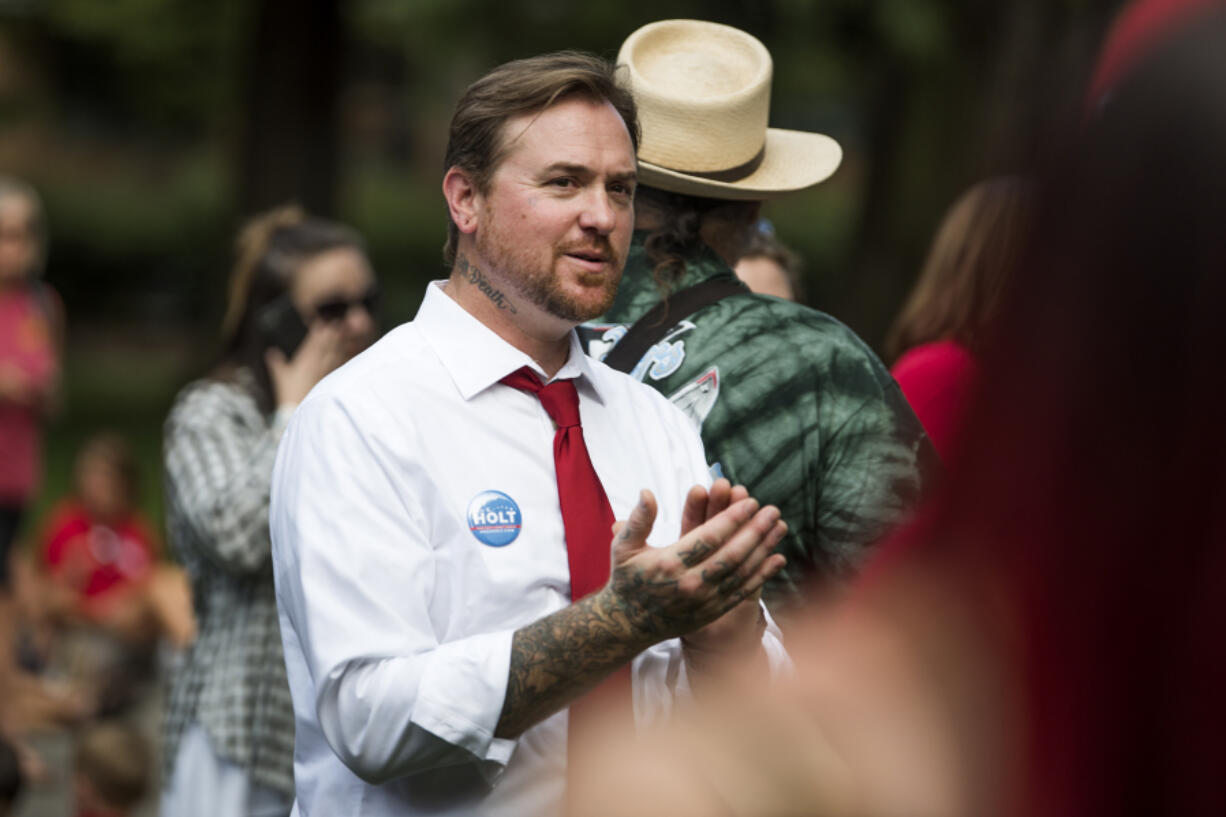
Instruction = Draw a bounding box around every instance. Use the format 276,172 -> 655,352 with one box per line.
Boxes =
442,50 -> 639,267
635,185 -> 759,294
0,738 -> 22,809
75,432 -> 138,505
885,9 -> 1226,816
885,177 -> 1034,362
739,224 -> 805,301
73,722 -> 151,811
214,204 -> 365,413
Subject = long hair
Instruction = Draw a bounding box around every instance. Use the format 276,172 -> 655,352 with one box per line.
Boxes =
885,177 -> 1034,362
883,8 -> 1226,816
635,185 -> 758,294
214,205 -> 364,414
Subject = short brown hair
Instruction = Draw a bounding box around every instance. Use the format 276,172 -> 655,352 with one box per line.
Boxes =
442,51 -> 639,267
886,177 -> 1035,362
75,432 -> 139,505
740,225 -> 805,301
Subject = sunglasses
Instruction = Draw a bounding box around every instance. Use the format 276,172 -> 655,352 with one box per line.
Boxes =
313,287 -> 380,323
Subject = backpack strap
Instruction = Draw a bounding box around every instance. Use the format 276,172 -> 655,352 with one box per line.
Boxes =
603,278 -> 746,373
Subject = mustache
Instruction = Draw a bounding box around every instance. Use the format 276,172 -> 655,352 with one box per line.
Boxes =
556,238 -> 621,267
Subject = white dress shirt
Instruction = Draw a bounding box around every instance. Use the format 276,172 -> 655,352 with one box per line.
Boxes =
271,281 -> 786,816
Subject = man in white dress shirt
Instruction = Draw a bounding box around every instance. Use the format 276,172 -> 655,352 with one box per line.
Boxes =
270,51 -> 789,816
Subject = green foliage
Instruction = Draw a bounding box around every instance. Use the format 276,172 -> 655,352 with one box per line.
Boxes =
42,150 -> 228,256
340,160 -> 449,323
875,0 -> 949,62
41,0 -> 249,133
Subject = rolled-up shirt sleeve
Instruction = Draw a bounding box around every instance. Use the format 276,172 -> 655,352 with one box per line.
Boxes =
270,391 -> 518,785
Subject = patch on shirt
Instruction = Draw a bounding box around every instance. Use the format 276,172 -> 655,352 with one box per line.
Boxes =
630,320 -> 697,382
467,490 -> 523,547
582,323 -> 626,362
668,365 -> 721,431
580,321 -> 697,382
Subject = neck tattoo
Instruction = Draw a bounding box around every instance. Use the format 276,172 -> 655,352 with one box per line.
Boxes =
457,254 -> 517,314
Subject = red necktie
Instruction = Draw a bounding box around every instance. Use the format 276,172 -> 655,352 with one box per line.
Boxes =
499,367 -> 632,741
501,366 -> 618,602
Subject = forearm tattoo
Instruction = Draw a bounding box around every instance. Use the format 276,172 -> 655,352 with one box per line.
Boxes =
496,592 -> 648,738
495,527 -> 758,737
456,254 -> 517,313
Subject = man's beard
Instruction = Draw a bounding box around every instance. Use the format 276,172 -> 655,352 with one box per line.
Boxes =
476,221 -> 623,323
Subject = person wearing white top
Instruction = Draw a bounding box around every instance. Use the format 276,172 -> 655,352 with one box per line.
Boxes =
270,51 -> 790,817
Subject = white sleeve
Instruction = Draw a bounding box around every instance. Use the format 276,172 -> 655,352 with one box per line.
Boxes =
271,391 -> 517,786
630,395 -> 791,723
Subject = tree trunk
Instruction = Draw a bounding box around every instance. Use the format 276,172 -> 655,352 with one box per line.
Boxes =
238,0 -> 343,218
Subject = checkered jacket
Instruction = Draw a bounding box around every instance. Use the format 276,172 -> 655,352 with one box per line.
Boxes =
162,371 -> 295,795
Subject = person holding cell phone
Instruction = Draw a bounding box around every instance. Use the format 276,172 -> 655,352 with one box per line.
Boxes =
159,205 -> 379,817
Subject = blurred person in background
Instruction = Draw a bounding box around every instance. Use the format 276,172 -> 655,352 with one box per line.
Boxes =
32,433 -> 192,644
733,221 -> 803,302
17,433 -> 194,718
0,176 -> 64,795
589,20 -> 932,626
885,178 -> 1034,462
0,177 -> 62,577
573,1 -> 1226,815
161,206 -> 379,817
72,721 -> 151,817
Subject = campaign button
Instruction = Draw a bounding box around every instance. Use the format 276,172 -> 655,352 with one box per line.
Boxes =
467,490 -> 523,547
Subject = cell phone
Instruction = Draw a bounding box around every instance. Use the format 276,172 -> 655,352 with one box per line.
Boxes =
255,296 -> 310,359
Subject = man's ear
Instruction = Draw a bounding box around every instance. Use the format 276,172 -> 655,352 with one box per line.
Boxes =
443,167 -> 482,237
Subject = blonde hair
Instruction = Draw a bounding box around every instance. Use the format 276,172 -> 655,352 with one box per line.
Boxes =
886,177 -> 1034,362
219,204 -> 306,344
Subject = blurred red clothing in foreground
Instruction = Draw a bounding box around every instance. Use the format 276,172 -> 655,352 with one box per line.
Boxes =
574,5 -> 1226,816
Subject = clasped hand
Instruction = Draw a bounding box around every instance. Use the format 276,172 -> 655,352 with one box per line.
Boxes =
602,479 -> 787,649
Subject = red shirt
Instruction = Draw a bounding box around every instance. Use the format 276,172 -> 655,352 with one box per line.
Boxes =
891,339 -> 979,463
40,500 -> 156,602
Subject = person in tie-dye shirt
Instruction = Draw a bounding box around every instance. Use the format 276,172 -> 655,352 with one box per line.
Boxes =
585,22 -> 934,626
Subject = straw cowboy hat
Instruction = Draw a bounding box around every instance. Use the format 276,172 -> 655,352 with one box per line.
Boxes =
618,19 -> 842,200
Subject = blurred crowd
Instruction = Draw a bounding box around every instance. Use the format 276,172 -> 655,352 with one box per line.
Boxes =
1,0 -> 1224,814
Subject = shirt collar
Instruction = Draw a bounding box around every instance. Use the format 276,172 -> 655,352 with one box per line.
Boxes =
415,281 -> 606,404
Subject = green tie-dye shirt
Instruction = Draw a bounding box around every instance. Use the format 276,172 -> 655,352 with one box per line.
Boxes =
583,231 -> 934,624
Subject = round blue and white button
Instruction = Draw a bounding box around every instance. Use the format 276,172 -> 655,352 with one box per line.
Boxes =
467,490 -> 523,547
